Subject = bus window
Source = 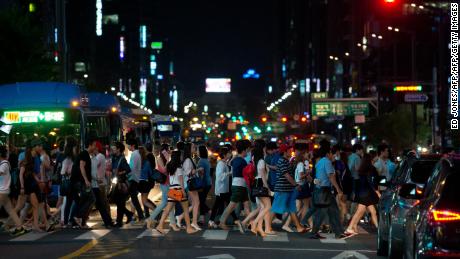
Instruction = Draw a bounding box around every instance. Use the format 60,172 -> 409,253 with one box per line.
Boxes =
109,114 -> 122,143
85,115 -> 110,145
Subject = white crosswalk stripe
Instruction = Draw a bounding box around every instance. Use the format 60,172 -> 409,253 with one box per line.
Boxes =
202,230 -> 229,240
136,229 -> 167,238
263,232 -> 289,242
319,233 -> 346,244
10,231 -> 52,242
74,229 -> 111,240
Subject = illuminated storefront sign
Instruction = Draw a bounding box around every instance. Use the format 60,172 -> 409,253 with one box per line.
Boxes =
3,111 -> 65,124
96,0 -> 102,36
393,85 -> 422,92
312,102 -> 369,117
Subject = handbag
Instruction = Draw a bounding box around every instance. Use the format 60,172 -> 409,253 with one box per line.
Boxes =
60,175 -> 71,196
251,179 -> 269,197
167,188 -> 184,201
187,174 -> 204,191
313,187 -> 333,208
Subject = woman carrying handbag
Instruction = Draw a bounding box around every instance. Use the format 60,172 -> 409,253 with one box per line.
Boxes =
155,151 -> 198,235
111,142 -> 133,228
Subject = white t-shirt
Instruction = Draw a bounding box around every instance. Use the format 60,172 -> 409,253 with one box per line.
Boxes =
215,160 -> 231,195
0,160 -> 11,194
96,153 -> 107,186
169,167 -> 184,187
91,156 -> 99,188
60,158 -> 73,176
295,162 -> 305,185
182,158 -> 194,189
256,159 -> 266,180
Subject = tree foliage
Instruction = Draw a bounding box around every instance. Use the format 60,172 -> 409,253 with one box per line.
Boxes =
0,6 -> 57,84
364,106 -> 431,153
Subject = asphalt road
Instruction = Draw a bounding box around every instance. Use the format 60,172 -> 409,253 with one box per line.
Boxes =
0,218 -> 382,259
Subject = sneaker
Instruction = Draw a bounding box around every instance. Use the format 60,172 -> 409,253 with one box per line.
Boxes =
309,233 -> 326,239
208,221 -> 217,229
9,227 -> 28,236
272,218 -> 283,225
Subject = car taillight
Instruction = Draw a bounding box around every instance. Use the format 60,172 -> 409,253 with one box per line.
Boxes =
432,210 -> 460,222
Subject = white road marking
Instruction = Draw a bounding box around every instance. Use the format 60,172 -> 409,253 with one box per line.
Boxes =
319,233 -> 346,244
136,229 -> 166,238
195,246 -> 376,253
10,231 -> 52,242
263,232 -> 289,242
74,229 -> 111,240
331,250 -> 369,259
202,230 -> 229,240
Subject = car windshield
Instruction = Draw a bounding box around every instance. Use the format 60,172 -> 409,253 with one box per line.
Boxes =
410,160 -> 438,184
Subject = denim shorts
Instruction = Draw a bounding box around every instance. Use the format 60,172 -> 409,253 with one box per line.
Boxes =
271,191 -> 297,214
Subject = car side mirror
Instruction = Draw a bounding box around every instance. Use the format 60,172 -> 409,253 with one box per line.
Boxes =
399,183 -> 424,200
378,177 -> 388,187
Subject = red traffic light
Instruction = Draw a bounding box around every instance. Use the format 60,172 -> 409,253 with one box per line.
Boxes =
281,116 -> 288,123
300,116 -> 307,123
261,116 -> 268,123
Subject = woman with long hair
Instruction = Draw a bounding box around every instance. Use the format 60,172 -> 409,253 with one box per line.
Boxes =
155,150 -> 197,234
345,153 -> 380,236
246,145 -> 272,237
53,137 -> 77,226
138,146 -> 156,219
181,142 -> 201,231
18,145 -> 42,232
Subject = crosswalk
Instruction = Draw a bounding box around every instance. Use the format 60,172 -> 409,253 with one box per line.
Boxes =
2,223 -> 371,243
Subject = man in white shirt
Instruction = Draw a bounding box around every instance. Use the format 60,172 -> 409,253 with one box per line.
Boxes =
127,138 -> 145,221
0,146 -> 27,235
374,144 -> 390,180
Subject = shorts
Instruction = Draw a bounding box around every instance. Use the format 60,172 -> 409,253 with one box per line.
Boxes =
138,180 -> 154,194
271,191 -> 297,214
230,186 -> 249,203
295,182 -> 312,200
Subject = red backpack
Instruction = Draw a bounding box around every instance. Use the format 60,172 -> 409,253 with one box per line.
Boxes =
242,161 -> 256,190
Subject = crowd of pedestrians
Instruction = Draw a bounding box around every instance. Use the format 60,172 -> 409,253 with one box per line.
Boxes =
0,136 -> 396,240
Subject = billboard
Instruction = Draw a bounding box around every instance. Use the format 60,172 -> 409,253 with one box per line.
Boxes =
206,78 -> 231,93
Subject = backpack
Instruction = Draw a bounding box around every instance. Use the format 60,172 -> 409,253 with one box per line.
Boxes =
242,161 -> 256,190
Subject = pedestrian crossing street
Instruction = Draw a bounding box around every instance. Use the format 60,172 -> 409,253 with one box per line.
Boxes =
3,222 -> 370,244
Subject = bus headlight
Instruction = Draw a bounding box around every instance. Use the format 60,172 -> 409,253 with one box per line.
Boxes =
112,177 -> 118,184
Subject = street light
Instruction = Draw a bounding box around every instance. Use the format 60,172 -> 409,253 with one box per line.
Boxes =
345,52 -> 350,56
378,35 -> 383,39
394,28 -> 399,32
388,26 -> 393,31
329,55 -> 334,60
371,33 -> 377,38
334,57 -> 339,61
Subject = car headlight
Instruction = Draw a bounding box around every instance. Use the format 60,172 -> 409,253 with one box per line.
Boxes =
112,177 -> 118,184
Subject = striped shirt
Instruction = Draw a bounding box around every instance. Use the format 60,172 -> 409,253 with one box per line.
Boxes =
274,156 -> 295,192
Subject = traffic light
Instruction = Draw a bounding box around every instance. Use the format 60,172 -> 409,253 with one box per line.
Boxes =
300,116 -> 308,123
281,116 -> 288,123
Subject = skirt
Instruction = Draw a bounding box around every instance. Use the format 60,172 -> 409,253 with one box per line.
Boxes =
138,180 -> 154,194
296,182 -> 312,200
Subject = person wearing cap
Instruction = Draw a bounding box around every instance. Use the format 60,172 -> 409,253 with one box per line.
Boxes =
90,141 -> 113,228
271,144 -> 305,233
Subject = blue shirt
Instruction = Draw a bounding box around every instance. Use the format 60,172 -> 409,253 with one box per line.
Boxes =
198,158 -> 212,187
315,157 -> 335,188
348,153 -> 361,180
140,161 -> 152,181
230,157 -> 247,178
34,156 -> 41,175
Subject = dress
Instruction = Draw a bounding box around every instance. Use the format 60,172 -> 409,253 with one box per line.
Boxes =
355,174 -> 379,206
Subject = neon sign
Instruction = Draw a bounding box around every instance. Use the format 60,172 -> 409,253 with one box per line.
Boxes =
3,111 -> 65,124
393,85 -> 422,92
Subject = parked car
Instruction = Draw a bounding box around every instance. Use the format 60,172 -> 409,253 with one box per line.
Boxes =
377,153 -> 440,257
404,156 -> 460,259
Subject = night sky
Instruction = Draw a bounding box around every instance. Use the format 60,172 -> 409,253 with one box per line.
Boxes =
153,0 -> 275,97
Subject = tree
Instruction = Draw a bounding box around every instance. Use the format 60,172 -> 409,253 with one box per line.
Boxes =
364,106 -> 431,153
0,6 -> 57,84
